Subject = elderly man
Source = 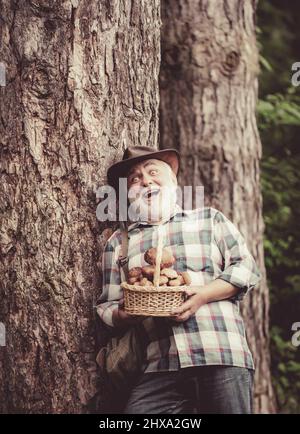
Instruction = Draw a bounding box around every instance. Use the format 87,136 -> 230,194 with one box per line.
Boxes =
97,146 -> 261,414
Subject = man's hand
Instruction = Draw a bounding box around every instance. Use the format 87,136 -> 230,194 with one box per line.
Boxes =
168,279 -> 240,323
169,286 -> 207,322
112,298 -> 145,328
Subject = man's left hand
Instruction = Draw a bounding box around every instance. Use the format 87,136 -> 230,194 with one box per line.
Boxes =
169,286 -> 207,322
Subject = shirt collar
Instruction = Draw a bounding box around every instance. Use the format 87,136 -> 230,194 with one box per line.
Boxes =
127,203 -> 188,232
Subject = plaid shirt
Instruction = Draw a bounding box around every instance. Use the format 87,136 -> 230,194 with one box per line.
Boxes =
96,205 -> 261,372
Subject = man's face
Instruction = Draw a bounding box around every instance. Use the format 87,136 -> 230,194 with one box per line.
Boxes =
126,158 -> 178,222
127,158 -> 176,190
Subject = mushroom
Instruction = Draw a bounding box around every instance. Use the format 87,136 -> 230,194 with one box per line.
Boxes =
168,275 -> 185,286
158,275 -> 169,286
161,268 -> 178,279
141,265 -> 156,278
128,267 -> 143,279
144,247 -> 175,268
139,277 -> 153,286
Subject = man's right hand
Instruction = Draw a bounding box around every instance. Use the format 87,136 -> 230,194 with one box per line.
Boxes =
112,298 -> 145,328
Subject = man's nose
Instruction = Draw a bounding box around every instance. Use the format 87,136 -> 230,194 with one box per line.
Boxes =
141,172 -> 153,187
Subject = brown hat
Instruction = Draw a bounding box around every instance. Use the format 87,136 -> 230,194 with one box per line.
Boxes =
107,146 -> 180,189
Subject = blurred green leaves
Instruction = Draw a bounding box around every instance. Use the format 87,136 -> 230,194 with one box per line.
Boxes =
258,93 -> 300,128
257,0 -> 300,414
271,326 -> 300,413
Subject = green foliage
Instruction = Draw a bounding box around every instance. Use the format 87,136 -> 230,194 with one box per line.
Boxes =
257,92 -> 300,128
270,327 -> 300,413
257,0 -> 300,414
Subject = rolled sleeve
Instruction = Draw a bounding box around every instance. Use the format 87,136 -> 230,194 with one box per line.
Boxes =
95,235 -> 123,327
213,210 -> 261,301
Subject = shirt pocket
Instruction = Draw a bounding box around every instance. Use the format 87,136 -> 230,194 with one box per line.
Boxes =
167,242 -> 213,274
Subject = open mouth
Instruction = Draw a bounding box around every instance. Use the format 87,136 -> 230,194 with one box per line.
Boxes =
142,187 -> 161,200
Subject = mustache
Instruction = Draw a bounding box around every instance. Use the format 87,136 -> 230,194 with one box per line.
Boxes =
128,185 -> 177,201
127,185 -> 178,222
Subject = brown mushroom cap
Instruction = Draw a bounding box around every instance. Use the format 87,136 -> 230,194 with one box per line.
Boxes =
141,265 -> 156,278
158,275 -> 169,286
138,277 -> 153,286
128,267 -> 143,278
144,247 -> 175,268
168,277 -> 181,286
161,268 -> 178,279
168,275 -> 185,286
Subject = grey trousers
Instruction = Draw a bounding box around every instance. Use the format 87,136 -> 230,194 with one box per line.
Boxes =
123,365 -> 254,414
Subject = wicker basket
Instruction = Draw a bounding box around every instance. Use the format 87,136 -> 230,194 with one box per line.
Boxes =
121,282 -> 187,316
121,224 -> 187,317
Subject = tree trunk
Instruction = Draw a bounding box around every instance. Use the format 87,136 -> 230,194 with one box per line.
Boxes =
160,0 -> 276,413
0,0 -> 160,413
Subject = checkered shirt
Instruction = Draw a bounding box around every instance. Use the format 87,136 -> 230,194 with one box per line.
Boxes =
96,205 -> 261,372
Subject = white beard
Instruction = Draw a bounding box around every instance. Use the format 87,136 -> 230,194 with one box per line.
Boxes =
128,185 -> 178,223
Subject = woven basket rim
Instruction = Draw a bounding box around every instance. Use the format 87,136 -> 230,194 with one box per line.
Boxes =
121,281 -> 187,293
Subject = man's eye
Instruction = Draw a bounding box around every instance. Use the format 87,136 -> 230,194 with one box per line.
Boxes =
150,170 -> 158,175
131,176 -> 139,183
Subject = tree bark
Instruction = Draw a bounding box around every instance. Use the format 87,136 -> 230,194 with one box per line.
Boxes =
160,0 -> 276,413
0,0 -> 160,413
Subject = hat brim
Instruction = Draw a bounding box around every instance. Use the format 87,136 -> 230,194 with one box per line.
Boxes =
107,148 -> 180,189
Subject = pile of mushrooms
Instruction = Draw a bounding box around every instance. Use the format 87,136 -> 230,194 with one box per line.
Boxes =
127,247 -> 191,287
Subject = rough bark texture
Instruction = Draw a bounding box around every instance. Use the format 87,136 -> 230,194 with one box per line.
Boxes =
0,0 -> 160,413
160,0 -> 276,413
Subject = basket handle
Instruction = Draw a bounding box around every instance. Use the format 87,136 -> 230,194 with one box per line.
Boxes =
153,224 -> 163,287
